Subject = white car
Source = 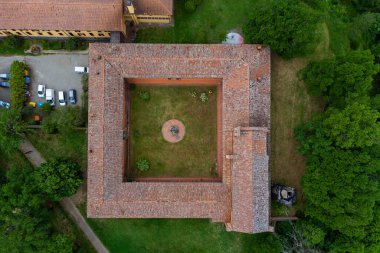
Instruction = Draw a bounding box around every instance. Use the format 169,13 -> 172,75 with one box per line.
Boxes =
74,66 -> 89,73
58,91 -> 66,106
46,89 -> 55,106
37,84 -> 45,98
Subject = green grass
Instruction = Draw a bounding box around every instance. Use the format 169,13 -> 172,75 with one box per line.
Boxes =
130,85 -> 218,178
136,0 -> 266,43
51,206 -> 97,253
0,150 -> 32,174
26,129 -> 87,170
80,205 -> 265,253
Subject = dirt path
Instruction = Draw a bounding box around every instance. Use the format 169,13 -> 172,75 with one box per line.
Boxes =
20,139 -> 109,253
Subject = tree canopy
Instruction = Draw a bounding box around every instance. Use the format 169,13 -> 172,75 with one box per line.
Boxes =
300,50 -> 380,106
0,165 -> 74,253
243,0 -> 321,59
0,108 -> 26,154
35,158 -> 82,201
302,149 -> 380,238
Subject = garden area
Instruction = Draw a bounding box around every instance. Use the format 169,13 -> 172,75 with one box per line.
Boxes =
0,35 -> 89,55
129,85 -> 218,178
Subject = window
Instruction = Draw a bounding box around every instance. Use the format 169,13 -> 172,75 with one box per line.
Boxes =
68,32 -> 74,36
26,31 -> 32,35
89,32 -> 94,36
47,31 -> 53,35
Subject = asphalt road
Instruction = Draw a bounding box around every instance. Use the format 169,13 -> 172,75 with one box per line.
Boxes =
0,54 -> 88,106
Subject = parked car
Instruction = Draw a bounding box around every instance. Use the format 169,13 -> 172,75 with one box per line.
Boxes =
0,80 -> 9,88
74,66 -> 89,73
58,91 -> 66,106
46,89 -> 55,106
0,73 -> 10,79
0,100 -> 10,109
37,84 -> 46,97
68,89 -> 76,104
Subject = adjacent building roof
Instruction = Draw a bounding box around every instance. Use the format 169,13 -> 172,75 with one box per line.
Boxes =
0,0 -> 123,31
132,0 -> 173,15
87,43 -> 272,233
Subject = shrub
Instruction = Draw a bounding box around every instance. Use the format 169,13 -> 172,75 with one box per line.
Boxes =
136,159 -> 150,171
2,35 -> 23,49
81,73 -> 89,92
9,61 -> 26,111
41,103 -> 53,115
42,120 -> 58,134
199,92 -> 208,102
139,91 -> 150,101
64,38 -> 79,51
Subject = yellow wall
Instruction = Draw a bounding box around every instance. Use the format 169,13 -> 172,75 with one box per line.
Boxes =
0,29 -> 111,38
125,14 -> 171,24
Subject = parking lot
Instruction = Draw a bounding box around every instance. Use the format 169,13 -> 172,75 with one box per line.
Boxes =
0,54 -> 88,106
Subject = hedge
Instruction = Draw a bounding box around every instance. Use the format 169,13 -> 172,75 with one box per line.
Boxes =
9,61 -> 26,111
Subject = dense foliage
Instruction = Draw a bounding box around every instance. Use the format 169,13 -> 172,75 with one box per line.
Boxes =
296,42 -> 380,253
0,165 -> 74,252
35,158 -> 82,201
300,50 -> 380,106
9,61 -> 26,111
0,108 -> 26,154
243,0 -> 321,59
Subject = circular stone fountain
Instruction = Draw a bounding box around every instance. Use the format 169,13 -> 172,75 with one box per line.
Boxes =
161,119 -> 186,143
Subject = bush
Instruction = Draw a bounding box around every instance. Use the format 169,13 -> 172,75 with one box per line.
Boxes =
243,0 -> 321,59
199,92 -> 208,102
9,61 -> 26,111
2,35 -> 23,49
139,91 -> 150,101
42,120 -> 58,134
64,38 -> 79,51
41,103 -> 53,115
136,159 -> 150,171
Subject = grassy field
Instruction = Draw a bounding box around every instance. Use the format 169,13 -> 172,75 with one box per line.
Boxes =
80,205 -> 268,253
136,0 -> 266,43
26,129 -> 87,170
130,85 -> 218,178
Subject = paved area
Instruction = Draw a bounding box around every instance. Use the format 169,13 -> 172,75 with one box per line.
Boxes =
0,54 -> 88,106
19,139 -> 109,253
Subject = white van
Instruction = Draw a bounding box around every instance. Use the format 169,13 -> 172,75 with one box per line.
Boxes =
74,66 -> 89,73
46,89 -> 55,106
58,91 -> 66,106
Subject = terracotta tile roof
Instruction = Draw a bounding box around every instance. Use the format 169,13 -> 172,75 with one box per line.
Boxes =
132,0 -> 173,15
0,0 -> 123,31
87,44 -> 272,233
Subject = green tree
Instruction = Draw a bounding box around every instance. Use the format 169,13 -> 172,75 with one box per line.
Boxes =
0,165 -> 51,253
301,50 -> 380,106
243,0 -> 321,59
323,103 -> 380,149
251,233 -> 282,253
9,61 -> 27,111
0,108 -> 26,154
302,149 -> 380,239
35,158 -> 82,201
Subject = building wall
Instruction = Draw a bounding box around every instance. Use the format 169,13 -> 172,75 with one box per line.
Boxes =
125,14 -> 172,24
0,29 -> 111,38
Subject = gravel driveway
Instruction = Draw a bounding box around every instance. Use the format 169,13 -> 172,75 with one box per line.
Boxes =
0,54 -> 88,106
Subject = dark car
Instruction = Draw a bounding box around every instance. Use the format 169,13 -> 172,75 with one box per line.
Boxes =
69,89 -> 76,104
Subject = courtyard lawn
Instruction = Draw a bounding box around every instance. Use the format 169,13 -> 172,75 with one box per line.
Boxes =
130,85 -> 218,178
